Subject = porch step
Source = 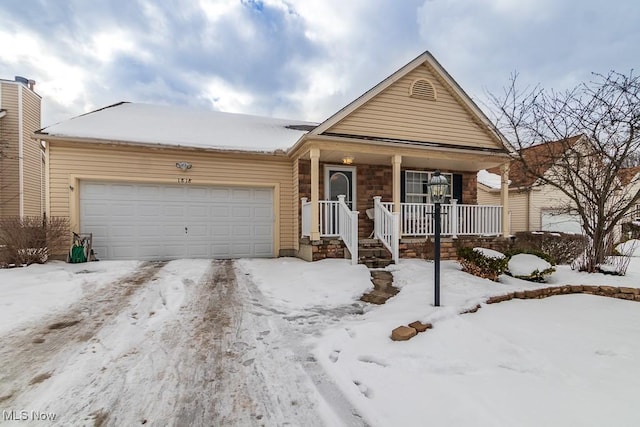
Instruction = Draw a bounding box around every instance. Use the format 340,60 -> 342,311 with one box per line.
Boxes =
358,238 -> 393,268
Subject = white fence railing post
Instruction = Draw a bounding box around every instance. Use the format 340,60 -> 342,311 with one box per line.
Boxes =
337,195 -> 359,265
450,199 -> 458,239
373,196 -> 399,264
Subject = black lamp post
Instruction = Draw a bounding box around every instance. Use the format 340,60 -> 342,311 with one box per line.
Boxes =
429,171 -> 449,307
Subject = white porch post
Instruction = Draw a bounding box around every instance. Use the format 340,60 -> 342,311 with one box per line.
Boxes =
392,154 -> 402,238
310,147 -> 321,241
392,154 -> 402,213
500,162 -> 510,237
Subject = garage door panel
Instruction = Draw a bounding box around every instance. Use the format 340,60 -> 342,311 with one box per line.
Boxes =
111,184 -> 138,199
212,206 -> 230,217
138,204 -> 161,217
137,185 -> 161,199
80,182 -> 273,260
254,243 -> 273,256
162,187 -> 185,198
232,206 -> 251,217
254,206 -> 272,219
231,188 -> 252,201
254,189 -> 272,201
187,244 -> 209,257
111,204 -> 136,216
211,188 -> 230,199
254,225 -> 272,237
231,243 -> 251,255
110,225 -> 135,237
186,187 -> 208,198
211,243 -> 231,257
233,226 -> 251,237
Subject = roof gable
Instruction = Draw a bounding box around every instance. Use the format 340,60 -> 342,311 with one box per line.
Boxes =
618,166 -> 640,186
489,135 -> 584,188
310,51 -> 510,152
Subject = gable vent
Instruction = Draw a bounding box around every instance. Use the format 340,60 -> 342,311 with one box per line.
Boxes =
409,78 -> 437,101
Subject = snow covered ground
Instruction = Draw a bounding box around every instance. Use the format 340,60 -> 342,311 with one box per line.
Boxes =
1,256 -> 639,426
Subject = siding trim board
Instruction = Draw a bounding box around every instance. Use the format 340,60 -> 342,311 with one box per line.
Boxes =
321,132 -> 507,154
18,85 -> 24,216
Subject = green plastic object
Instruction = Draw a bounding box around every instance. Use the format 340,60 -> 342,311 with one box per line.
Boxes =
71,245 -> 87,263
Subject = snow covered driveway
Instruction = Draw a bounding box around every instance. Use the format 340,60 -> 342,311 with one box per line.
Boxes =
0,259 -> 361,426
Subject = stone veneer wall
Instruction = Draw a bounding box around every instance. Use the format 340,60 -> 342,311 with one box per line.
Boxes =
356,164 -> 392,237
399,236 -> 512,260
298,237 -> 347,262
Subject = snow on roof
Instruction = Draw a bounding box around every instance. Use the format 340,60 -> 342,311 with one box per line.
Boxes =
38,102 -> 318,153
477,169 -> 502,189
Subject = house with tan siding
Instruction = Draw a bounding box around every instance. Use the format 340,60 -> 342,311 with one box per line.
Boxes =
0,76 -> 43,217
37,51 -> 514,262
478,136 -> 585,234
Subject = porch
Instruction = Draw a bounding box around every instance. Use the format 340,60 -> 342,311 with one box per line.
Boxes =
300,197 -> 504,264
293,141 -> 512,265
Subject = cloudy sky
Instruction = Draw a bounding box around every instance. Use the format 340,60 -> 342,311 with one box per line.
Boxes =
1,0 -> 638,127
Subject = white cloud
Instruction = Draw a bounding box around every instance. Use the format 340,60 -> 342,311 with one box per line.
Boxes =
199,75 -> 256,114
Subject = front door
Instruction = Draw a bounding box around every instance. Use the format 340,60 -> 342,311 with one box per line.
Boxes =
325,166 -> 356,209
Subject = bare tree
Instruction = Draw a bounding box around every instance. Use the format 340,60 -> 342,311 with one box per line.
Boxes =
489,71 -> 640,272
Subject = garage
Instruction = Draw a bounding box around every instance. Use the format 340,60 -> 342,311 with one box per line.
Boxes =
80,181 -> 274,260
541,210 -> 583,234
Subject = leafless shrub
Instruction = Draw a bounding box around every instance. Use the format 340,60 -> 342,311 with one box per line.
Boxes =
598,239 -> 639,275
0,216 -> 69,267
513,231 -> 587,264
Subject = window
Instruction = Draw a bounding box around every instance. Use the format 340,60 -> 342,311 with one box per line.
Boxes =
405,171 -> 452,203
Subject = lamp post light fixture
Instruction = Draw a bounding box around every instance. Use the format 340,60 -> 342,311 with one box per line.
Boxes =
429,170 -> 449,307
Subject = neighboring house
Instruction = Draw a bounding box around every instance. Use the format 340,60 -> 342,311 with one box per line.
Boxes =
36,51 -> 513,262
0,76 -> 43,217
478,135 -> 585,234
618,166 -> 640,222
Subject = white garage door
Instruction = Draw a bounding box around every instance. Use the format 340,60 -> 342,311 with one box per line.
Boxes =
80,182 -> 274,260
541,210 -> 583,234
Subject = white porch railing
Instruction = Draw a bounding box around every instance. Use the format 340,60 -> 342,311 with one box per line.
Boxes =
337,195 -> 359,265
300,197 -> 359,265
373,196 -> 399,263
398,200 -> 502,237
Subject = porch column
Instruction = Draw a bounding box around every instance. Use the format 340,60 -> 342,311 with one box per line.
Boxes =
500,162 -> 510,237
392,154 -> 402,213
310,147 -> 321,241
392,154 -> 402,237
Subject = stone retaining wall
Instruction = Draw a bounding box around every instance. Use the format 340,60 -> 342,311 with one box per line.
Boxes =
399,236 -> 512,260
392,284 -> 640,341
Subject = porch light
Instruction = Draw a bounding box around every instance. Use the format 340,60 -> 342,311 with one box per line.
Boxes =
176,161 -> 192,171
342,156 -> 354,165
429,171 -> 449,307
429,171 -> 449,204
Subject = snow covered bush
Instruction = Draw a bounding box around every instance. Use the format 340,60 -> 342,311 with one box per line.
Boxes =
513,231 -> 586,265
457,247 -> 508,282
506,253 -> 556,282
